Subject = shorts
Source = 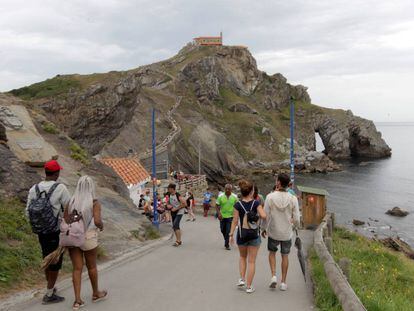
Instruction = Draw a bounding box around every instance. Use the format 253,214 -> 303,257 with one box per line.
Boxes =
237,235 -> 261,247
171,212 -> 183,230
203,203 -> 211,210
268,237 -> 292,254
38,231 -> 63,271
80,229 -> 98,252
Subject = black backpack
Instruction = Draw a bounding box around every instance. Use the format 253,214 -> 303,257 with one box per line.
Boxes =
28,183 -> 61,234
237,200 -> 259,243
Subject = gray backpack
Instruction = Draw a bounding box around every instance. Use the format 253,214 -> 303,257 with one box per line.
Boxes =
28,183 -> 60,234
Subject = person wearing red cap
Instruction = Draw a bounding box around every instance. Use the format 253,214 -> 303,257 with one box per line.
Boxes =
26,159 -> 71,305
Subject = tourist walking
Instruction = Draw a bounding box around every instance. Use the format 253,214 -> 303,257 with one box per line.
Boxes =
185,191 -> 196,222
216,184 -> 238,250
202,189 -> 213,217
262,173 -> 300,291
26,160 -> 71,305
64,176 -> 107,310
229,180 -> 266,293
166,183 -> 186,246
253,185 -> 265,206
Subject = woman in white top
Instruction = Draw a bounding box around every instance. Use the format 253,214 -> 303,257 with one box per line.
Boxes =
64,176 -> 107,310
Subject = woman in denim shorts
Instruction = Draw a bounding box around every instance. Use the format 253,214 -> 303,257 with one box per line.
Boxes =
229,180 -> 266,294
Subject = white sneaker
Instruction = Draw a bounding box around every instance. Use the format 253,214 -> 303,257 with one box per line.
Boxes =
237,278 -> 246,287
269,275 -> 278,288
280,283 -> 288,291
246,286 -> 255,294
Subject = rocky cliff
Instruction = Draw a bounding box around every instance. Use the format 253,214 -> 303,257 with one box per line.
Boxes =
6,43 -> 391,182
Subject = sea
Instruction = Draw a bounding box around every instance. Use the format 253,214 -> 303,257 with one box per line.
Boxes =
259,122 -> 414,247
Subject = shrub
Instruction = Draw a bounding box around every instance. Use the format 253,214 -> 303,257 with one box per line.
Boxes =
70,142 -> 89,165
42,122 -> 59,134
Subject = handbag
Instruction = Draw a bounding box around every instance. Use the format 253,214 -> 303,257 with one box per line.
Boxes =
59,209 -> 86,247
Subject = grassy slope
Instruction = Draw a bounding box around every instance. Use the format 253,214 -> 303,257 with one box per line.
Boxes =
310,227 -> 414,311
0,198 -> 43,293
8,71 -> 126,100
0,198 -> 74,296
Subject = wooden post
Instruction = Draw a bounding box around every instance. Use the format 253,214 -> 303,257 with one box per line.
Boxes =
327,217 -> 333,237
325,237 -> 333,254
339,258 -> 351,281
331,212 -> 336,228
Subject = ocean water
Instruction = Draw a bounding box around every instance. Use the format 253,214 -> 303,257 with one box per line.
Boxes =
261,123 -> 414,246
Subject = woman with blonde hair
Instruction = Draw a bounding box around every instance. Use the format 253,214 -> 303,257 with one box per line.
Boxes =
64,176 -> 107,310
229,180 -> 266,293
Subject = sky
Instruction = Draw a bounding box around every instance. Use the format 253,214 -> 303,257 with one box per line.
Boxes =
1,0 -> 414,122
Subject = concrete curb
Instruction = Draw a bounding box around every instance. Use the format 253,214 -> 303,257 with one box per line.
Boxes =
0,234 -> 171,311
314,214 -> 366,311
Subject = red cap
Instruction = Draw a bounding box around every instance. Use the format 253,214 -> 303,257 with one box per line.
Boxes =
44,160 -> 63,172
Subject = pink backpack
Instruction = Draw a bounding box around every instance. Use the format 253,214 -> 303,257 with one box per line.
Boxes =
59,210 -> 85,247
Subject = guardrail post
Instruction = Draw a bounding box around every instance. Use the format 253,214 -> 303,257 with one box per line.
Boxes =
327,218 -> 333,237
339,258 -> 351,281
325,237 -> 333,254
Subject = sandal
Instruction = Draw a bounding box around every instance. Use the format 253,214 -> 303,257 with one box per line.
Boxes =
92,290 -> 108,303
173,241 -> 182,247
73,301 -> 85,310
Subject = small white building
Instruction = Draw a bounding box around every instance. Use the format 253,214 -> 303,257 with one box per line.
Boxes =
100,157 -> 151,206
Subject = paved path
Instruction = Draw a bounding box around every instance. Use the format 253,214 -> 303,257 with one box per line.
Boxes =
15,217 -> 314,311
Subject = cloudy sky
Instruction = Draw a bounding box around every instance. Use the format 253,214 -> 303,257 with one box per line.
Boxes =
1,0 -> 413,122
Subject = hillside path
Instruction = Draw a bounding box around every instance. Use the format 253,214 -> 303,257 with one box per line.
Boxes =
16,216 -> 314,311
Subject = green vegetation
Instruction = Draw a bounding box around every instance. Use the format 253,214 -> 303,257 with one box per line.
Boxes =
70,142 -> 89,165
309,248 -> 341,310
9,76 -> 81,100
96,246 -> 108,260
144,225 -> 161,240
310,227 -> 414,311
0,198 -> 42,292
42,121 -> 59,134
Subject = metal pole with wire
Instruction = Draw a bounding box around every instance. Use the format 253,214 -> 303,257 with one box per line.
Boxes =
152,107 -> 159,229
290,97 -> 295,186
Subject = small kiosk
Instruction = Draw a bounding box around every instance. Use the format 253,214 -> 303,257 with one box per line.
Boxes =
297,185 -> 329,229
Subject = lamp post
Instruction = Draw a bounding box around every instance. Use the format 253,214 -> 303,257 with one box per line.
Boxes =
151,107 -> 159,228
290,97 -> 295,186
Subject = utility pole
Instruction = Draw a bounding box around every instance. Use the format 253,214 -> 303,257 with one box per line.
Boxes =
198,140 -> 201,175
290,97 -> 295,186
151,107 -> 159,229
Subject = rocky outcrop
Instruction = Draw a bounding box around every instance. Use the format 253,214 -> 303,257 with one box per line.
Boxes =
0,103 -> 58,166
313,113 -> 391,159
228,103 -> 257,114
38,75 -> 142,155
5,43 -> 391,182
0,124 -> 41,201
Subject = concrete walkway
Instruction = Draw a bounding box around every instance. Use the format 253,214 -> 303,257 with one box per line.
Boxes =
14,216 -> 314,311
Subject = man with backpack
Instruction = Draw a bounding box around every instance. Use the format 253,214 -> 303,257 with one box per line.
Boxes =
26,159 -> 71,305
261,173 -> 300,291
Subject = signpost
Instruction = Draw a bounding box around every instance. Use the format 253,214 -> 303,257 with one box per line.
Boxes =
152,107 -> 159,228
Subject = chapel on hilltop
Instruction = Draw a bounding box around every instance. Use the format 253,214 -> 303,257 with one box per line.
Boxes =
193,32 -> 223,46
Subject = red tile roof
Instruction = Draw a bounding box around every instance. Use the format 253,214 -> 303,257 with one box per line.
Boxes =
100,157 -> 150,186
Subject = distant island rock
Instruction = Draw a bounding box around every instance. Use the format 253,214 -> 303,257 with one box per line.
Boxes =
386,207 -> 409,217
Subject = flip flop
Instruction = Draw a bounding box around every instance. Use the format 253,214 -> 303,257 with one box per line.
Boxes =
92,290 -> 108,303
72,301 -> 85,310
173,241 -> 182,247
